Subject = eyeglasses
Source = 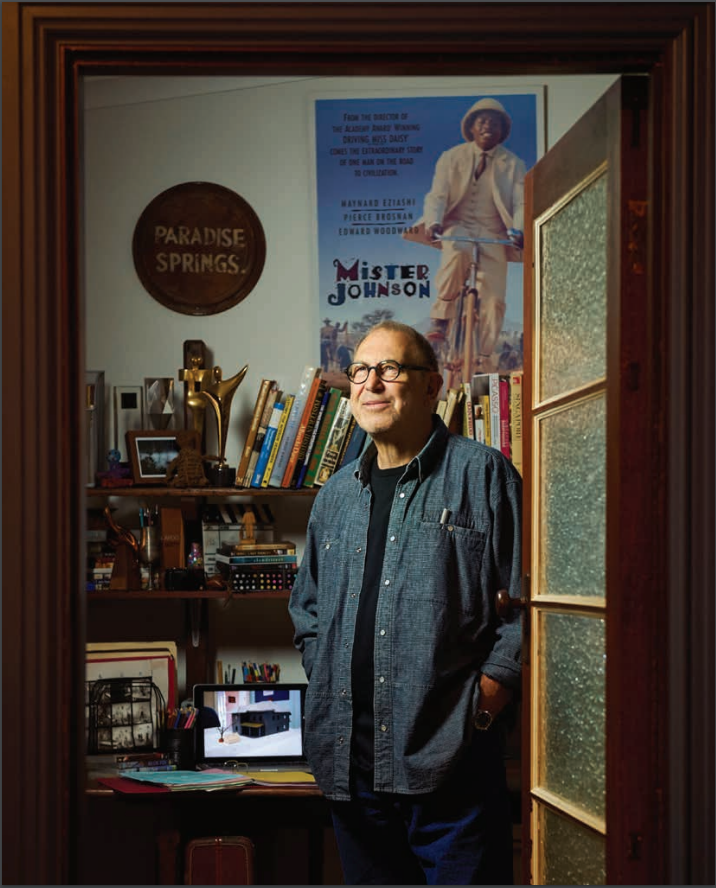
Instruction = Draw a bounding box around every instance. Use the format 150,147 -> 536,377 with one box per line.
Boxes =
343,360 -> 432,384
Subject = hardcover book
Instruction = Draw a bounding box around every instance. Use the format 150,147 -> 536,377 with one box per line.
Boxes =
337,423 -> 368,469
242,383 -> 280,487
498,376 -> 512,459
335,414 -> 357,468
300,387 -> 343,488
289,380 -> 328,488
509,371 -> 524,476
236,379 -> 275,487
314,397 -> 353,486
462,381 -> 475,439
471,374 -> 500,449
266,366 -> 319,487
218,541 -> 296,556
215,553 -> 298,566
250,401 -> 284,488
261,394 -> 294,488
281,374 -> 324,488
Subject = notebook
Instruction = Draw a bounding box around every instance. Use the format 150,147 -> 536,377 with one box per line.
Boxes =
193,683 -> 310,773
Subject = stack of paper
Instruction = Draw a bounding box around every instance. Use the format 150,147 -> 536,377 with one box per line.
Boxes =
122,769 -> 253,791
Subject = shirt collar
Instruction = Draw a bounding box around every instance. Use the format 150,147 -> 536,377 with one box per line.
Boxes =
474,142 -> 497,160
354,415 -> 450,487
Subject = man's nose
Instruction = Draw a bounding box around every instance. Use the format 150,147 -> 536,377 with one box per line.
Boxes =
364,367 -> 385,389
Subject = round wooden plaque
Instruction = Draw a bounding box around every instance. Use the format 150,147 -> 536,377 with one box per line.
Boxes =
132,182 -> 266,316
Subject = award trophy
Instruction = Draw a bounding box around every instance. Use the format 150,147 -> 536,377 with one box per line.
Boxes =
178,355 -> 214,446
198,364 -> 249,487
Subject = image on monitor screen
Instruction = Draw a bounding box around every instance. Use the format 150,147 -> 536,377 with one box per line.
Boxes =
197,686 -> 304,760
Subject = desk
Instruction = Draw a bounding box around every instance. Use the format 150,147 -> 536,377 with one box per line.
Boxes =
84,773 -> 334,885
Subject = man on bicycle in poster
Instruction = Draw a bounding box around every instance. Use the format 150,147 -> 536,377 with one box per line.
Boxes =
418,98 -> 526,372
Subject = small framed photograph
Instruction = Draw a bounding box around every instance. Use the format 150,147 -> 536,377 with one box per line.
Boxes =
113,385 -> 144,462
125,430 -> 198,485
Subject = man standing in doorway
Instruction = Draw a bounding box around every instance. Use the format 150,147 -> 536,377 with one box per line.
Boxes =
290,320 -> 522,884
421,98 -> 525,372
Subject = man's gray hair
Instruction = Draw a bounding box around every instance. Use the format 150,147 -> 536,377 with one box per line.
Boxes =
355,320 -> 439,372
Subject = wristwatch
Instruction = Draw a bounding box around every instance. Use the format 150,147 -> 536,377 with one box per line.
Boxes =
473,709 -> 494,731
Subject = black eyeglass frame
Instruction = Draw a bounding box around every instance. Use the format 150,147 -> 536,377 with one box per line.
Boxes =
343,360 -> 433,384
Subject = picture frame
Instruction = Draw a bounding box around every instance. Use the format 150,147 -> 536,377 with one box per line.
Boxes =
125,429 -> 199,485
113,385 -> 145,462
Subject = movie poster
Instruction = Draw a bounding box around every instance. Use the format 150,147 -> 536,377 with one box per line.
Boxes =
313,88 -> 544,390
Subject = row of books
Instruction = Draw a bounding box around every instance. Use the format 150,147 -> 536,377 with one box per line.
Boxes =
435,371 -> 523,475
235,366 -> 368,490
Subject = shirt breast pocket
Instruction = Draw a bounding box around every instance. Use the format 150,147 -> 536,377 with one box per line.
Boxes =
404,517 -> 487,609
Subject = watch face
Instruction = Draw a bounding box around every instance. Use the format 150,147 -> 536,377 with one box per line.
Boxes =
474,710 -> 493,730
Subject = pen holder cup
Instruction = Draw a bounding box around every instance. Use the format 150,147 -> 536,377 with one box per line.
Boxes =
165,728 -> 196,770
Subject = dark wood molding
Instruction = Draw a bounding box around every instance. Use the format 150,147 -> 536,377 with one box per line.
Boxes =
2,3 -> 712,884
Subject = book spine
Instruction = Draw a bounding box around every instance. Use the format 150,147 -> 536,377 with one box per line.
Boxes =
509,371 -> 524,476
267,366 -> 318,487
302,388 -> 343,487
314,398 -> 352,486
242,384 -> 279,487
261,394 -> 294,488
218,546 -> 296,557
235,379 -> 273,486
499,376 -> 511,459
474,401 -> 486,444
337,423 -> 368,469
335,414 -> 357,468
250,402 -> 283,487
481,395 -> 491,446
293,384 -> 330,488
281,375 -> 323,487
488,373 -> 501,452
462,381 -> 475,439
215,553 -> 298,565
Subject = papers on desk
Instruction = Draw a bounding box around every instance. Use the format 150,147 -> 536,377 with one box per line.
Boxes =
241,771 -> 316,787
121,769 -> 253,791
98,768 -> 316,794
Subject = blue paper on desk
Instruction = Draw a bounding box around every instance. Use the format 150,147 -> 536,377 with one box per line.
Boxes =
123,769 -> 252,791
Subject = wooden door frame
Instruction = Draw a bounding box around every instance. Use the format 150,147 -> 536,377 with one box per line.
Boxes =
2,3 -> 713,884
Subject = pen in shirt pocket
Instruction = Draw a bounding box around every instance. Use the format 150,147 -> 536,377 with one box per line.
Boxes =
440,509 -> 451,525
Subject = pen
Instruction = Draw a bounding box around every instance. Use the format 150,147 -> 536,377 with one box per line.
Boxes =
440,508 -> 451,525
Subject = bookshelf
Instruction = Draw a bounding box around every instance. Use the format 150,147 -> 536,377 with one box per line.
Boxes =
85,485 -> 318,694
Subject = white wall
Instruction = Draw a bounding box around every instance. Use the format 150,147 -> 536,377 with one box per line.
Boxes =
83,73 -> 618,685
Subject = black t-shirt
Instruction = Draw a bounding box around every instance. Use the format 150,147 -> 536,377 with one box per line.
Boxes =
350,459 -> 405,771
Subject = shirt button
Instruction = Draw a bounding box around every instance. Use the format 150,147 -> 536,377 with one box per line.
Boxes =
325,543 -> 331,550
356,546 -> 362,553
379,629 -> 386,636
350,593 -> 356,599
384,579 -> 390,586
378,676 -> 385,683
399,492 -> 405,499
337,736 -> 344,744
380,724 -> 388,732
340,689 -> 347,697
389,535 -> 396,542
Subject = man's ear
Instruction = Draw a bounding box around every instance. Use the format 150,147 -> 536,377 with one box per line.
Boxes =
426,371 -> 443,403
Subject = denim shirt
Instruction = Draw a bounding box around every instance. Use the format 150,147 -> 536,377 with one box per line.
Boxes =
288,416 -> 522,801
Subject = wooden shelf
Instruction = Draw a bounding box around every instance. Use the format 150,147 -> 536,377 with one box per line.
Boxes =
87,590 -> 291,601
86,486 -> 318,498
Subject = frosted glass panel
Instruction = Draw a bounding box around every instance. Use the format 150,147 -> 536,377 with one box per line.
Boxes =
538,804 -> 606,885
539,172 -> 607,401
538,395 -> 605,598
538,611 -> 606,818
